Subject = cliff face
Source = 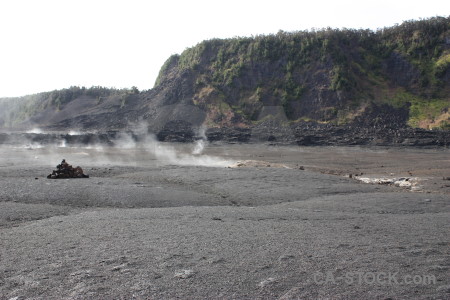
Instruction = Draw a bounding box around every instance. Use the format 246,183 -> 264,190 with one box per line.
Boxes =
0,17 -> 449,140
153,16 -> 450,129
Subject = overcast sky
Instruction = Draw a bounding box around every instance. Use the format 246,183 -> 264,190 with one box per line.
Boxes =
0,0 -> 448,97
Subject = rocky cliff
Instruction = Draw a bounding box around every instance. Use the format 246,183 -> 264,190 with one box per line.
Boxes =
152,17 -> 450,130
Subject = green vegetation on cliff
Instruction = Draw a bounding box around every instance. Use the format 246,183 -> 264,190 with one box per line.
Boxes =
0,86 -> 139,127
156,16 -> 450,129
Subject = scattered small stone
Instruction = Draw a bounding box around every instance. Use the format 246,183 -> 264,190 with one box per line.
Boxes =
278,287 -> 304,300
429,265 -> 448,271
357,177 -> 394,184
120,268 -> 132,274
211,217 -> 222,221
353,225 -> 361,229
35,177 -> 38,180
436,284 -> 450,293
174,269 -> 195,279
424,199 -> 431,202
111,264 -> 127,272
70,270 -> 91,277
394,178 -> 412,187
208,257 -> 225,264
258,277 -> 277,288
443,177 -> 450,181
278,254 -> 295,261
299,166 -> 305,170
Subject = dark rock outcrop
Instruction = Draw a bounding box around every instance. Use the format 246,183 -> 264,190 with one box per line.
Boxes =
156,120 -> 196,142
384,52 -> 420,89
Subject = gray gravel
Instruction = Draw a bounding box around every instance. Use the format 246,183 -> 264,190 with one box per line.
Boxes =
0,145 -> 449,299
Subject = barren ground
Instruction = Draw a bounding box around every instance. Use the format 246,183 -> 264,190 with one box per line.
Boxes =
0,143 -> 449,299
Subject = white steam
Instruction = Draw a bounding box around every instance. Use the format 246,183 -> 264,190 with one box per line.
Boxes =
58,140 -> 67,148
114,132 -> 138,149
146,136 -> 230,167
192,140 -> 205,155
0,129 -> 233,168
26,128 -> 43,134
68,130 -> 83,135
192,127 -> 207,155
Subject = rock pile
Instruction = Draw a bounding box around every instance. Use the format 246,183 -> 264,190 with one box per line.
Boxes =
354,176 -> 422,191
47,159 -> 89,179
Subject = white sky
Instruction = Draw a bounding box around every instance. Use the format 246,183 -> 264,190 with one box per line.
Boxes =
0,0 -> 448,97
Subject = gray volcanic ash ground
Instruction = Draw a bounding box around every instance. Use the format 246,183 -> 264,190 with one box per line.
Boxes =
0,140 -> 449,299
